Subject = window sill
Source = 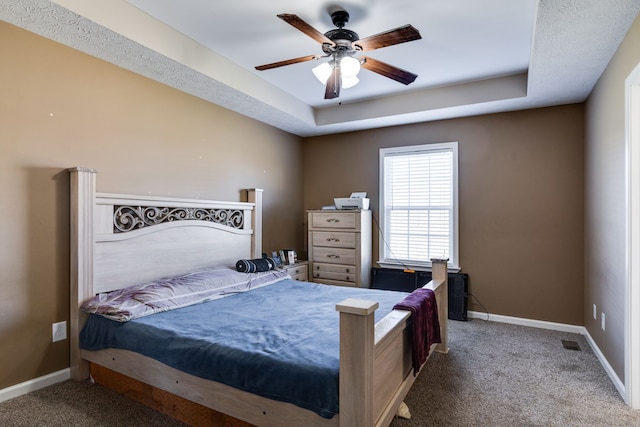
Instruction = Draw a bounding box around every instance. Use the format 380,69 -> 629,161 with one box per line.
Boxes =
376,260 -> 461,273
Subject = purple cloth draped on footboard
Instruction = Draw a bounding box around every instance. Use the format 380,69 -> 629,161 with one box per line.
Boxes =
393,288 -> 441,375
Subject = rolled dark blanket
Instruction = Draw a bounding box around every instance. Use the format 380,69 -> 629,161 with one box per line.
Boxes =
235,258 -> 276,273
393,288 -> 441,375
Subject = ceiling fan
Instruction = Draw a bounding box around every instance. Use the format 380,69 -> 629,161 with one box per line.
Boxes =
255,8 -> 422,100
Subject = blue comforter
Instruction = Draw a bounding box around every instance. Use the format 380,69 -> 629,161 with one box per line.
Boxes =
80,279 -> 407,419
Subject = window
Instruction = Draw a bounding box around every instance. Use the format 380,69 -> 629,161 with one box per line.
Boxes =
379,142 -> 459,270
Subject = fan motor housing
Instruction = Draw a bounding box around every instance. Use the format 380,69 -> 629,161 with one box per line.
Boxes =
324,28 -> 359,43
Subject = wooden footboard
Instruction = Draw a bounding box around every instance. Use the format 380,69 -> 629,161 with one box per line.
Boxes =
336,258 -> 448,427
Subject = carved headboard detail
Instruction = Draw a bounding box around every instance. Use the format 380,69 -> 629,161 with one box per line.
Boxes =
113,205 -> 245,233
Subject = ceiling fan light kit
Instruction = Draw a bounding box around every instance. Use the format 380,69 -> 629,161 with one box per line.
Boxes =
312,56 -> 361,88
255,8 -> 422,100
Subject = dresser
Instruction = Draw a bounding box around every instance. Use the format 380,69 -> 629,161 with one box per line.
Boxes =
307,210 -> 372,288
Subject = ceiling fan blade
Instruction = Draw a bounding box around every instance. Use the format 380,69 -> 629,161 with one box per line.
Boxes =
324,66 -> 341,99
361,57 -> 418,85
255,54 -> 321,71
277,14 -> 334,46
355,24 -> 421,52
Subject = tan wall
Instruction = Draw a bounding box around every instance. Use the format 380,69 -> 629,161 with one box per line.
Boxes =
585,14 -> 640,380
0,22 -> 303,389
7,9 -> 625,392
303,105 -> 585,326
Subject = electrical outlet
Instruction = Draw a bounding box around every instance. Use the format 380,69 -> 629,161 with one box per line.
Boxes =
52,321 -> 67,342
593,304 -> 597,320
601,313 -> 606,331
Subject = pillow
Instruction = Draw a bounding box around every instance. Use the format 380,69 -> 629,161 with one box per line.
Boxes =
236,257 -> 278,273
81,267 -> 289,322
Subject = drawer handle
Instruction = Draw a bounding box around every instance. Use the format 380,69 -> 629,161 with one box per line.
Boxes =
345,276 -> 351,281
326,218 -> 340,223
326,237 -> 340,242
326,254 -> 340,259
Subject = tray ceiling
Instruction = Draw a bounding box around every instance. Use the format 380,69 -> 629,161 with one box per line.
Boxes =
2,0 -> 640,136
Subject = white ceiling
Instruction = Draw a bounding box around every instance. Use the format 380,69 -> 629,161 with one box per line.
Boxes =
126,0 -> 536,108
2,0 -> 640,137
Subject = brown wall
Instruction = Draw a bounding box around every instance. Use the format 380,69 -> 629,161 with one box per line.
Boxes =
303,105 -> 585,326
585,13 -> 640,380
0,22 -> 303,389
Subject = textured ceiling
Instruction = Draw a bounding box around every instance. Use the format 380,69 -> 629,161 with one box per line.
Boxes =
2,0 -> 640,137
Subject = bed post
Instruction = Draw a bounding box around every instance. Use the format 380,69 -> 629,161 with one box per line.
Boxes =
335,298 -> 378,427
68,167 -> 97,381
431,258 -> 449,354
246,188 -> 263,258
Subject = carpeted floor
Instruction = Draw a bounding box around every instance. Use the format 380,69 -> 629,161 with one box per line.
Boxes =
1,319 -> 639,426
391,319 -> 640,427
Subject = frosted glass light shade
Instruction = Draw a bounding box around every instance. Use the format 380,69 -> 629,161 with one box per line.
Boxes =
312,62 -> 332,84
342,75 -> 359,89
312,56 -> 361,89
340,56 -> 361,77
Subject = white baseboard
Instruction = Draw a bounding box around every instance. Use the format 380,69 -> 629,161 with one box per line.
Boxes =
0,368 -> 70,404
583,328 -> 626,398
467,310 -> 625,400
467,310 -> 585,334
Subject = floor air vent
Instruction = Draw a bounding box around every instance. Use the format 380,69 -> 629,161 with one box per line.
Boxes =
561,340 -> 581,351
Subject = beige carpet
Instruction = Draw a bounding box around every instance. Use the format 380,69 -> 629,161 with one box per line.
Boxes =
1,319 -> 638,426
391,319 -> 639,427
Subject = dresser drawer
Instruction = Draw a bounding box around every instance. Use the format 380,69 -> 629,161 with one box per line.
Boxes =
312,263 -> 357,284
311,247 -> 356,265
311,231 -> 356,249
288,265 -> 309,282
289,271 -> 308,281
310,212 -> 357,229
280,262 -> 308,282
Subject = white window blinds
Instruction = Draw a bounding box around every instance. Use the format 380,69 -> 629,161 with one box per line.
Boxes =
379,142 -> 458,269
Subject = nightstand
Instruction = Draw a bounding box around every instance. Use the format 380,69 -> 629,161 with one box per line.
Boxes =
279,260 -> 309,282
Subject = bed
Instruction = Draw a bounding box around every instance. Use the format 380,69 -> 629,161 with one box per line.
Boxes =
68,167 -> 449,427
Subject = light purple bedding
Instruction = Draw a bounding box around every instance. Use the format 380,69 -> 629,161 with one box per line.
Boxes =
81,267 -> 290,321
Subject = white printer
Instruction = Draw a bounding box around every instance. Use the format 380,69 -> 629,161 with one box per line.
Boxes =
334,192 -> 370,210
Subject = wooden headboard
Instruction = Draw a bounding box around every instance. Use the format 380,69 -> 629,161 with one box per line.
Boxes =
68,167 -> 263,379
